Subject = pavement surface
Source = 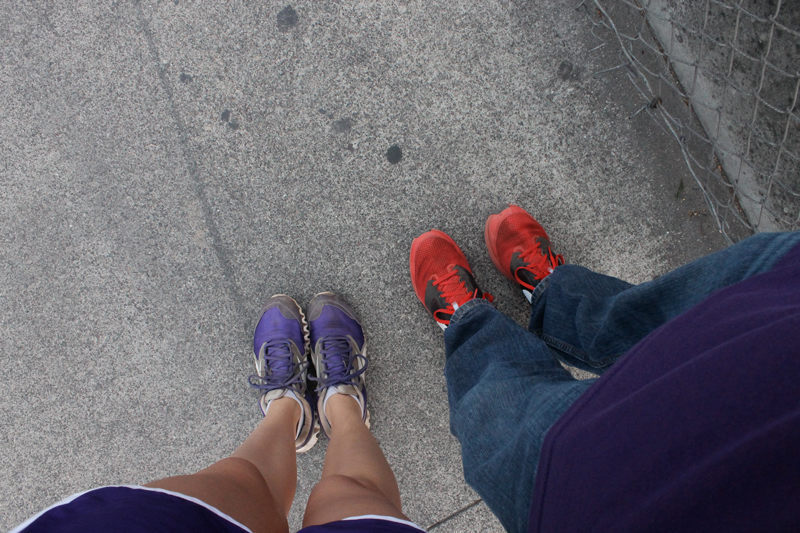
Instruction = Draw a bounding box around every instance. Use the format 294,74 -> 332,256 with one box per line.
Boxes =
0,1 -> 746,531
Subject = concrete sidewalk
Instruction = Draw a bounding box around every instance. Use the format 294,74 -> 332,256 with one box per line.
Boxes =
0,1 -> 741,531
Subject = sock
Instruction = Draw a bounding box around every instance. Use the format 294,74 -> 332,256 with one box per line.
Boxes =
263,389 -> 305,440
322,386 -> 363,422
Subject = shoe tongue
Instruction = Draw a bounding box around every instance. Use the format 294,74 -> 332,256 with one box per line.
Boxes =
451,292 -> 473,307
450,265 -> 479,301
515,267 -> 540,290
334,384 -> 358,396
263,388 -> 288,403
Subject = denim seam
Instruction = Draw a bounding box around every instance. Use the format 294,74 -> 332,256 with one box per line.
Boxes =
541,333 -> 621,369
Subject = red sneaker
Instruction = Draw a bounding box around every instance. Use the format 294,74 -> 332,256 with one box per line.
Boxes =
410,230 -> 493,329
485,205 -> 564,296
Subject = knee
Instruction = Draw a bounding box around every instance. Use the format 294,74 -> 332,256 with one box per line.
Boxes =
310,475 -> 380,499
304,475 -> 404,527
203,457 -> 270,493
309,475 -> 396,509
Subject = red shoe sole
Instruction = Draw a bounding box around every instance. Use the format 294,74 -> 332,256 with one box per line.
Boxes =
409,229 -> 467,306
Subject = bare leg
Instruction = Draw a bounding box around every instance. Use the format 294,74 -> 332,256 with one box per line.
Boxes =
229,398 -> 301,516
145,397 -> 300,533
302,394 -> 409,527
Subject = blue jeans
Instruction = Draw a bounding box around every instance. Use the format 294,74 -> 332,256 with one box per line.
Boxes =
443,232 -> 800,533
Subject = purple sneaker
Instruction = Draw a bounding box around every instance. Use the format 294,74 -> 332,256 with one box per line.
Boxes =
250,294 -> 319,453
307,292 -> 369,437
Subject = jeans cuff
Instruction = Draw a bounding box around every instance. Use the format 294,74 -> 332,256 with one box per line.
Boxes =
450,297 -> 494,325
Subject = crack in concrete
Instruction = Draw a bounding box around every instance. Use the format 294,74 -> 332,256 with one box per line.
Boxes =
426,498 -> 483,531
133,0 -> 247,327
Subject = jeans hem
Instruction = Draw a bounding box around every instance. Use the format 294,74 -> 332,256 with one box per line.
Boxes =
450,297 -> 494,325
529,272 -> 554,309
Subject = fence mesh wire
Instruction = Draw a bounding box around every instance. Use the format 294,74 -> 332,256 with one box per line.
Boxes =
578,0 -> 800,243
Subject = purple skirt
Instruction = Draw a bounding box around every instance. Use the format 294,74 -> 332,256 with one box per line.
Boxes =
11,486 -> 424,533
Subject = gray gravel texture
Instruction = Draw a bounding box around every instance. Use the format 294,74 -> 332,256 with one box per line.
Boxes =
0,0 -> 743,531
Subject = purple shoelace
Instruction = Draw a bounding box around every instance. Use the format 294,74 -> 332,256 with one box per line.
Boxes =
309,335 -> 367,392
248,339 -> 308,392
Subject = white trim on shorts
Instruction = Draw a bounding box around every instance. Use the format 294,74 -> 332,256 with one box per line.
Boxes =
8,485 -> 252,533
9,486 -> 425,533
342,514 -> 425,531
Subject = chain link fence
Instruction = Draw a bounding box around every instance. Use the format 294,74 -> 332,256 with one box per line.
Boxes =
578,0 -> 800,243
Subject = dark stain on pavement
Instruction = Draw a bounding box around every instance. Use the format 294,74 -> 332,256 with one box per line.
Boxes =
221,109 -> 231,122
277,6 -> 298,30
179,73 -> 193,83
557,61 -> 582,81
557,61 -> 573,79
386,145 -> 402,164
332,118 -> 353,133
228,120 -> 240,130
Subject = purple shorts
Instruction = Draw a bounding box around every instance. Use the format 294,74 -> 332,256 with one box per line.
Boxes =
11,486 -> 424,533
